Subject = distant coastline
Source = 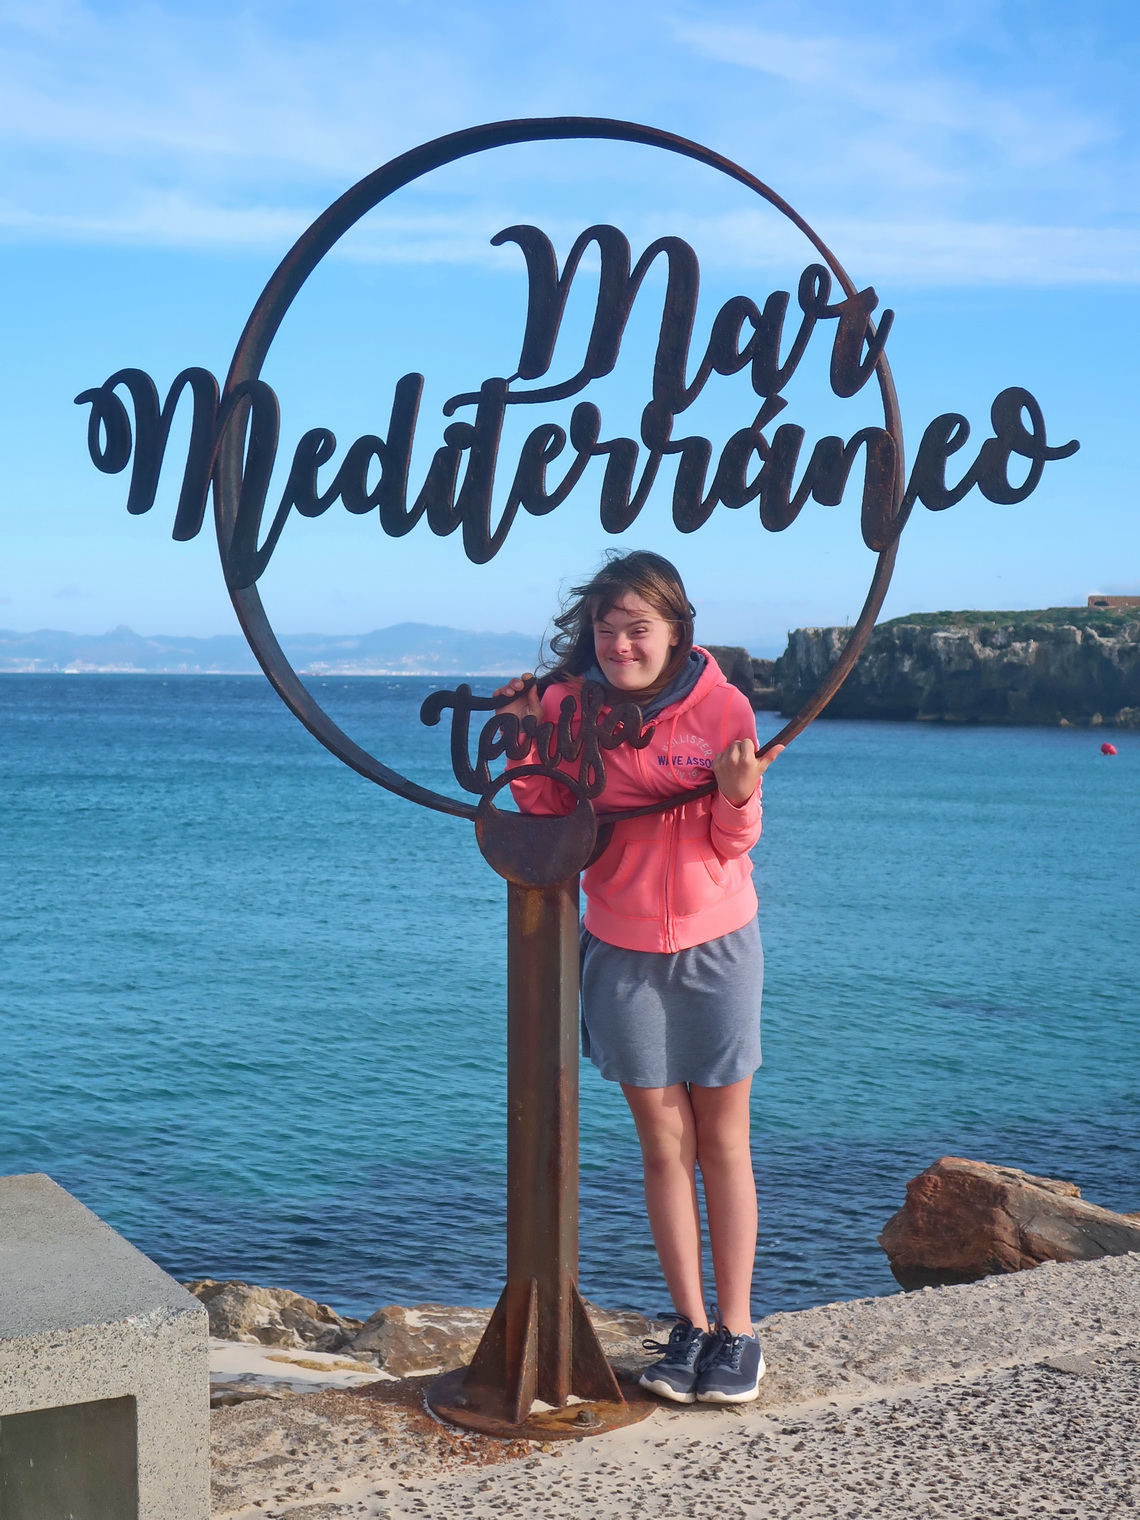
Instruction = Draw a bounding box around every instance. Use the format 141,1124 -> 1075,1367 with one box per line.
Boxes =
6,612 -> 1138,729
0,622 -> 543,677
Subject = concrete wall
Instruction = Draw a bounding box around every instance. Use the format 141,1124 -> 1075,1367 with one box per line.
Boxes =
0,1173 -> 209,1519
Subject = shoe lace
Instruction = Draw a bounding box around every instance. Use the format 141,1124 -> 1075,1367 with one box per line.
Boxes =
702,1324 -> 746,1373
642,1313 -> 699,1355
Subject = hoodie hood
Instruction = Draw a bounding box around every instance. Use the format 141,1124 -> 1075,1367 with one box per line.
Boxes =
582,648 -> 711,719
650,645 -> 727,721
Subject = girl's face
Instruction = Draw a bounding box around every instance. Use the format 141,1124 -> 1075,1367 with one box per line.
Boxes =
592,594 -> 680,693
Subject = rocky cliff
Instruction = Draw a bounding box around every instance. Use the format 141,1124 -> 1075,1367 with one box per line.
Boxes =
773,609 -> 1140,726
704,646 -> 778,708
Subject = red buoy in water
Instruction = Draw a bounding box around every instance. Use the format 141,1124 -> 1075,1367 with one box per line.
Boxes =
1101,742 -> 1118,755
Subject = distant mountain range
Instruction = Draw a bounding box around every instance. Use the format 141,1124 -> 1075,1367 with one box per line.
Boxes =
0,624 -> 544,676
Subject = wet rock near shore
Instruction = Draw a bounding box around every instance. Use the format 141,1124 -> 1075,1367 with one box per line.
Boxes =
348,1299 -> 665,1376
879,1156 -> 1140,1289
191,1278 -> 667,1377
347,1304 -> 492,1376
186,1279 -> 364,1352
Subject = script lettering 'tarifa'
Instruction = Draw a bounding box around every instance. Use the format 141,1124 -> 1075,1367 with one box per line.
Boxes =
419,681 -> 653,798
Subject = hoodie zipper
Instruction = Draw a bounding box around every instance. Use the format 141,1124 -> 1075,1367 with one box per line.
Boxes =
662,806 -> 678,951
616,658 -> 721,951
635,732 -> 676,951
662,710 -> 681,951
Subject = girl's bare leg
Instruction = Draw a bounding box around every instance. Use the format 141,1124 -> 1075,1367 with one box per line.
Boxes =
621,1082 -> 707,1329
690,1078 -> 757,1336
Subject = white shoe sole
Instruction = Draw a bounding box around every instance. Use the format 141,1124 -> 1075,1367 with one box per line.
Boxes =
639,1373 -> 697,1404
695,1351 -> 767,1403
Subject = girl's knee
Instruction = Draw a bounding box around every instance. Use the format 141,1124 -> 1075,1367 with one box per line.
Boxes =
693,1114 -> 752,1171
639,1132 -> 696,1175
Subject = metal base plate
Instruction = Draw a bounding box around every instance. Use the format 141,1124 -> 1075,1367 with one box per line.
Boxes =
427,1365 -> 657,1440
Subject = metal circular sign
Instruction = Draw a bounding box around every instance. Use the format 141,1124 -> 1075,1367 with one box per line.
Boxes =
213,116 -> 904,820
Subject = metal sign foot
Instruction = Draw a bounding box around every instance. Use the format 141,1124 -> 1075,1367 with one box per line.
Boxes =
426,1365 -> 655,1441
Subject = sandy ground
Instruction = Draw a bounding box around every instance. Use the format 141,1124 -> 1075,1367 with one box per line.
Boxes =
210,1340 -> 390,1402
210,1252 -> 1140,1519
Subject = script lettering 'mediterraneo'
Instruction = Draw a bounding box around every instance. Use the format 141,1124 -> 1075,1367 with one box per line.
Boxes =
75,224 -> 1079,589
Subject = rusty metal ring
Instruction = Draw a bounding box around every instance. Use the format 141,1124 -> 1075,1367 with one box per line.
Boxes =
213,117 -> 905,820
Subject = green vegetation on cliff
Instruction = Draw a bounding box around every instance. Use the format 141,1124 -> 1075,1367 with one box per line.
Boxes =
881,607 -> 1137,636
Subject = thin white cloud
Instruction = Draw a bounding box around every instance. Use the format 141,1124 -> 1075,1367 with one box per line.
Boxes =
0,194 -> 311,248
3,184 -> 1138,287
666,208 -> 1140,286
0,0 -> 479,179
675,20 -> 1106,161
672,12 -> 1137,254
831,219 -> 1140,287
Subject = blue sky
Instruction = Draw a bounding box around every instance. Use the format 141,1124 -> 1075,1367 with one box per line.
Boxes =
1,0 -> 1137,652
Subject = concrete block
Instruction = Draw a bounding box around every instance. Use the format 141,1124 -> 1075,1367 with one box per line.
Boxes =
0,1173 -> 209,1519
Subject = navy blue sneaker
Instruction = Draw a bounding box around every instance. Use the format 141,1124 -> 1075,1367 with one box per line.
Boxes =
639,1316 -> 713,1404
695,1323 -> 766,1403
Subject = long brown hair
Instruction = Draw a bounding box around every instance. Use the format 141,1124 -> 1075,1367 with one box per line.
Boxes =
541,550 -> 696,704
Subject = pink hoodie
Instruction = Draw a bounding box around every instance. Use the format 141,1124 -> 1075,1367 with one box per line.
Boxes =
509,648 -> 762,953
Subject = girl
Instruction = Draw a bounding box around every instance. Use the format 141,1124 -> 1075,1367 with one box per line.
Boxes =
496,549 -> 782,1405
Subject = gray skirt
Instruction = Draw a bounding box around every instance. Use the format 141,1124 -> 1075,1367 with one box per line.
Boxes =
580,916 -> 763,1089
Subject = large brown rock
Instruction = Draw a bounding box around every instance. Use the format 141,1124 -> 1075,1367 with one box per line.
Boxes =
879,1156 -> 1140,1289
186,1279 -> 363,1352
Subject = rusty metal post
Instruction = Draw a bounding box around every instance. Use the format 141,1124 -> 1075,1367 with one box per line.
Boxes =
497,878 -> 582,1410
427,876 -> 652,1438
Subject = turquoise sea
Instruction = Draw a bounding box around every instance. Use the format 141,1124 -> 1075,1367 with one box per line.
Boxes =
1,675 -> 1137,1320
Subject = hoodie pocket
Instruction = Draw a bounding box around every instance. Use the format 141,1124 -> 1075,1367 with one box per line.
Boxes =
590,841 -> 638,896
669,842 -> 730,919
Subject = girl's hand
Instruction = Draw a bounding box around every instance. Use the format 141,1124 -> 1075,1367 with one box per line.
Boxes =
492,673 -> 542,723
712,740 -> 785,806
